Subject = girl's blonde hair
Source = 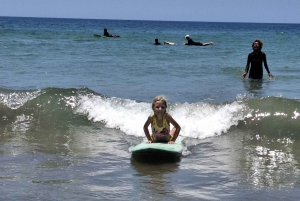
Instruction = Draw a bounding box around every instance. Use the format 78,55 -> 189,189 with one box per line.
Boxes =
152,95 -> 167,108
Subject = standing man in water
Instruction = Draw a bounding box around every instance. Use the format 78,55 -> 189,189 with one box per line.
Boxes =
242,39 -> 273,79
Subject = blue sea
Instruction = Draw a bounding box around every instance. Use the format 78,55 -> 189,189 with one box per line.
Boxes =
1,16 -> 300,200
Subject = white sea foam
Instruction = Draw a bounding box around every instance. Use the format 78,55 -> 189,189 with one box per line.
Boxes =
0,90 -> 41,109
75,95 -> 248,140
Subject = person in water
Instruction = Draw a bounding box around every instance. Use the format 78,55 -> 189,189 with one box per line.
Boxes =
242,39 -> 273,79
154,38 -> 161,45
184,35 -> 213,46
103,28 -> 119,37
143,95 -> 181,144
154,38 -> 176,45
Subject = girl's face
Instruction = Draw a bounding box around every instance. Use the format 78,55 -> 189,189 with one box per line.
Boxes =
152,101 -> 166,116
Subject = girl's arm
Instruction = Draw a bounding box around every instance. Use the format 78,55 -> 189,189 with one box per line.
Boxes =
165,113 -> 181,144
143,115 -> 153,143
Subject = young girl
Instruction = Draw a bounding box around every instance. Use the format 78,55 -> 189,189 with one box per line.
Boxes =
143,95 -> 181,144
242,39 -> 274,79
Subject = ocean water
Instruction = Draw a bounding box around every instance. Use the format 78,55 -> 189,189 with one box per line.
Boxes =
0,16 -> 300,200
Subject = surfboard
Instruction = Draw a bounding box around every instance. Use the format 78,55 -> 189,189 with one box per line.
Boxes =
131,141 -> 184,163
93,34 -> 119,38
164,41 -> 176,45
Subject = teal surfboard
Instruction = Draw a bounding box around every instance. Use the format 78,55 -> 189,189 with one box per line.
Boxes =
131,141 -> 184,163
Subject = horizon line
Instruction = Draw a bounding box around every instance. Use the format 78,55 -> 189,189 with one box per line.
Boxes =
1,15 -> 299,25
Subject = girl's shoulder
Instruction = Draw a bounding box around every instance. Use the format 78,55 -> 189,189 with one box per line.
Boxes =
149,114 -> 155,119
147,114 -> 155,123
164,113 -> 173,120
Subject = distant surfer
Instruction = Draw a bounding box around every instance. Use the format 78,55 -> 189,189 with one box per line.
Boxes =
103,28 -> 120,37
154,38 -> 161,45
143,95 -> 181,144
242,39 -> 274,79
154,38 -> 176,45
184,35 -> 213,46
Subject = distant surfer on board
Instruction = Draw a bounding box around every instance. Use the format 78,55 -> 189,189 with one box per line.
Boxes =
242,39 -> 273,79
154,38 -> 176,45
103,28 -> 120,37
184,35 -> 213,46
154,38 -> 161,45
143,95 -> 181,144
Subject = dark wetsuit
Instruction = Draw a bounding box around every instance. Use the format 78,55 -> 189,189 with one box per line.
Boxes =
245,51 -> 270,79
185,38 -> 203,46
104,31 -> 119,37
103,31 -> 112,37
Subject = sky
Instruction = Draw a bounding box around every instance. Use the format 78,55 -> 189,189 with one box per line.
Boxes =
1,0 -> 299,24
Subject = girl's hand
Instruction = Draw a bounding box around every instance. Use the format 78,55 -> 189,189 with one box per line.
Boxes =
168,141 -> 175,144
147,140 -> 153,144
